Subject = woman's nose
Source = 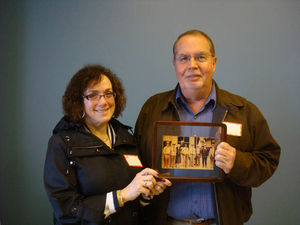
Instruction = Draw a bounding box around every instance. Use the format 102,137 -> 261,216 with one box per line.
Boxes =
97,96 -> 108,105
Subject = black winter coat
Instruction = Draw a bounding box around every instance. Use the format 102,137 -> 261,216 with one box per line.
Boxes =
44,117 -> 143,225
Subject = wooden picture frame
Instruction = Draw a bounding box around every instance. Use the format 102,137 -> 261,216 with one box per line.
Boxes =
153,121 -> 226,182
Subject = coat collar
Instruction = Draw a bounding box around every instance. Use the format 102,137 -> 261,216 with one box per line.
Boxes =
161,80 -> 244,113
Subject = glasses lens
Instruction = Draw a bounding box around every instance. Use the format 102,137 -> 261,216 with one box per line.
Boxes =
105,93 -> 114,99
194,53 -> 209,62
177,55 -> 188,64
87,93 -> 99,101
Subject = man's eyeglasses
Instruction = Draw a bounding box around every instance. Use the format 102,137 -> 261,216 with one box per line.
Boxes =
176,52 -> 212,65
83,92 -> 116,101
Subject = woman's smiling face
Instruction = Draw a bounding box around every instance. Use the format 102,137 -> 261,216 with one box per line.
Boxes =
83,75 -> 115,127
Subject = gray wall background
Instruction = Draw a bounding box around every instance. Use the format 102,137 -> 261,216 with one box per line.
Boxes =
1,0 -> 299,224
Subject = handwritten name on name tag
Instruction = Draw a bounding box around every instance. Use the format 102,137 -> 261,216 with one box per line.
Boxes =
223,122 -> 242,137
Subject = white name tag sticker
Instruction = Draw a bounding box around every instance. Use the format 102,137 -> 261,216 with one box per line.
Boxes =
223,122 -> 242,137
123,155 -> 143,167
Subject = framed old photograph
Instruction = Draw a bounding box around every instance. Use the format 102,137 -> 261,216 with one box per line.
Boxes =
153,121 -> 227,182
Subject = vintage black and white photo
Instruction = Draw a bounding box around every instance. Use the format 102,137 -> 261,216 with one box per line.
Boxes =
162,135 -> 215,170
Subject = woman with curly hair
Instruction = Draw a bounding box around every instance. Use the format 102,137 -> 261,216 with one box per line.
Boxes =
44,64 -> 171,225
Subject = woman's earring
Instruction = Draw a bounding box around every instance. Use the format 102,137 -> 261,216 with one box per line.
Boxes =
81,111 -> 86,118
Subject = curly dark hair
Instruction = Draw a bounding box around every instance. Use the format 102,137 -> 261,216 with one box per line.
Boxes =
62,64 -> 126,123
